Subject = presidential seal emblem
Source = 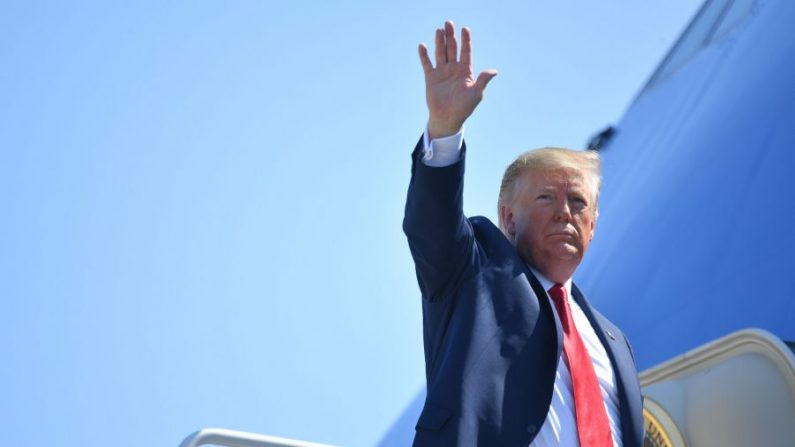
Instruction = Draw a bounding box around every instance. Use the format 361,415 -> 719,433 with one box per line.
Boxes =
643,397 -> 686,447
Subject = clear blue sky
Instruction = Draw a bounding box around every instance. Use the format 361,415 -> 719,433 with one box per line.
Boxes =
1,1 -> 701,446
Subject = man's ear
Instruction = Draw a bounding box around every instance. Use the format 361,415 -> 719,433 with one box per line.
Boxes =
499,204 -> 516,238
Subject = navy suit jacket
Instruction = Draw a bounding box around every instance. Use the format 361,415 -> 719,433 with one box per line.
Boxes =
403,138 -> 644,446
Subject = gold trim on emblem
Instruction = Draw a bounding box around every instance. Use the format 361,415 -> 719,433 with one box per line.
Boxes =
643,397 -> 686,447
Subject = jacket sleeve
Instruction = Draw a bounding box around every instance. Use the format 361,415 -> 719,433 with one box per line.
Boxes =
402,135 -> 479,302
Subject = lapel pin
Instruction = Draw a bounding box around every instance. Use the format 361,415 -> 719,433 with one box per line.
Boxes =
606,330 -> 616,340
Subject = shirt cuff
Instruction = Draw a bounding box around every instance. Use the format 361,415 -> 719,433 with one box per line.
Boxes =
422,126 -> 464,167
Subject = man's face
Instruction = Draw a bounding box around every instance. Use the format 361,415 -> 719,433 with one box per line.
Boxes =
501,167 -> 597,282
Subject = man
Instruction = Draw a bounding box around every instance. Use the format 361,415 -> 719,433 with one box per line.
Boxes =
403,21 -> 644,446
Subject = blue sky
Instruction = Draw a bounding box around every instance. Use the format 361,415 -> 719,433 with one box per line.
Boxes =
1,1 -> 701,445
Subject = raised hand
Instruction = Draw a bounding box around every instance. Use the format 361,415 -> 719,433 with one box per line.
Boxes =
419,21 -> 498,140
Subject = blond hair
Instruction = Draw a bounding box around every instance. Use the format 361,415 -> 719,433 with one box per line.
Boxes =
497,147 -> 601,231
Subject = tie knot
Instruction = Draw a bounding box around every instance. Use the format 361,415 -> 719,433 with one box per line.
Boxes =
548,283 -> 567,304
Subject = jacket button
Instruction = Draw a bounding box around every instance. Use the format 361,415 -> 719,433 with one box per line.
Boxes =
527,424 -> 537,434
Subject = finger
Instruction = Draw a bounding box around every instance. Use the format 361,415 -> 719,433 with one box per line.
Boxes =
418,44 -> 433,74
460,26 -> 472,67
445,21 -> 458,63
434,28 -> 445,66
475,69 -> 498,91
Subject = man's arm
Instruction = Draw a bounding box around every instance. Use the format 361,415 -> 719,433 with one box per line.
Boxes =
403,22 -> 497,301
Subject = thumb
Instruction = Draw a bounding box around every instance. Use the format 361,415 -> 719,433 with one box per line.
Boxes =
475,69 -> 498,92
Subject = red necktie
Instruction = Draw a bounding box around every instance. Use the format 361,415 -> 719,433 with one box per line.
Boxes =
548,284 -> 613,447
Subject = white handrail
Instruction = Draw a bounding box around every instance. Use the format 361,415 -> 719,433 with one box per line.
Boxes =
179,428 -> 338,447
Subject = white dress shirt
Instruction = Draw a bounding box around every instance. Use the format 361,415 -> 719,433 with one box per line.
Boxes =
421,128 -> 622,447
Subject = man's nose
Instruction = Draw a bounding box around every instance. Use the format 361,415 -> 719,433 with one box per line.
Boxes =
553,199 -> 572,222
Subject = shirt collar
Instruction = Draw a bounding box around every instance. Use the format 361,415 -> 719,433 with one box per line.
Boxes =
529,266 -> 572,298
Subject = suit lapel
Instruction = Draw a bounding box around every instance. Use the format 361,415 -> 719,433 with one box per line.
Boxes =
524,267 -> 564,359
571,284 -> 617,354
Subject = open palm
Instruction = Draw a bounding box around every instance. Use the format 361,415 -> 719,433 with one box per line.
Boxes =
419,21 -> 497,140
